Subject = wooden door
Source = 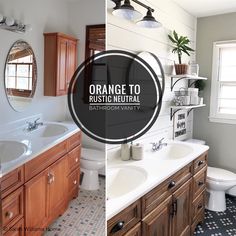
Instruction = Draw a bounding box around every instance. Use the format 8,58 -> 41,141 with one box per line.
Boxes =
57,37 -> 67,95
142,196 -> 172,236
171,179 -> 191,236
66,40 -> 77,87
25,168 -> 49,236
48,155 -> 68,222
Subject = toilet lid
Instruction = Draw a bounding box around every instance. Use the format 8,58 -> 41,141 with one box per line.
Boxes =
81,148 -> 104,161
207,167 -> 236,182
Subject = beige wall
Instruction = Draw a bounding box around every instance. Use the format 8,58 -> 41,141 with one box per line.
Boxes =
194,12 -> 236,172
107,0 -> 197,149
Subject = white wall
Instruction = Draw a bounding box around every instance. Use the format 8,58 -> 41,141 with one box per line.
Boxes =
194,13 -> 236,173
107,0 -> 197,149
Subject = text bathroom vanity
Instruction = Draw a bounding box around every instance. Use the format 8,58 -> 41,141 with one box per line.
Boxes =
107,143 -> 209,236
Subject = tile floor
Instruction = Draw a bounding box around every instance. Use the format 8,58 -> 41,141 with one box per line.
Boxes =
44,176 -> 105,236
194,195 -> 236,236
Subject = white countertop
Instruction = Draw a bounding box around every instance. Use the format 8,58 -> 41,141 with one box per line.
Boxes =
107,141 -> 209,220
0,121 -> 80,177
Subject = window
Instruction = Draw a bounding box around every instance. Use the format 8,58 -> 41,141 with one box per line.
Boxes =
210,41 -> 236,124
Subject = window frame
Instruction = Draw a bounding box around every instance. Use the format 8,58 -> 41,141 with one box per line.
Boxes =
210,40 -> 236,124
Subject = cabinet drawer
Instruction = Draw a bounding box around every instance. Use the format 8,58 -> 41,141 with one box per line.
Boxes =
2,187 -> 24,228
1,167 -> 24,199
142,164 -> 192,217
68,145 -> 81,172
107,200 -> 141,236
25,140 -> 67,181
124,223 -> 141,236
193,166 -> 207,200
192,191 -> 205,222
68,169 -> 79,201
191,208 -> 205,235
67,131 -> 81,151
3,218 -> 24,236
193,152 -> 208,174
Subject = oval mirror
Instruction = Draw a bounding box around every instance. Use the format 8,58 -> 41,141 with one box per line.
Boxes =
4,40 -> 37,112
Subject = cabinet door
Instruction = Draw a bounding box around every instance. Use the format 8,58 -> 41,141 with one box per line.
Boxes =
25,168 -> 49,236
171,179 -> 191,236
48,155 -> 68,221
57,37 -> 67,95
66,40 -> 77,86
142,196 -> 172,236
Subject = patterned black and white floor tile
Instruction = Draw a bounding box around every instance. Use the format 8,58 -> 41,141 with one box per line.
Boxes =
194,195 -> 236,236
44,176 -> 105,236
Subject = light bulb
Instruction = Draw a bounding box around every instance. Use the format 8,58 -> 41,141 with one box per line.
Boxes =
5,17 -> 15,26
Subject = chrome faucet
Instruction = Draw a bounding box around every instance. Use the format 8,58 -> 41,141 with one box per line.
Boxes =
151,138 -> 167,151
26,118 -> 43,131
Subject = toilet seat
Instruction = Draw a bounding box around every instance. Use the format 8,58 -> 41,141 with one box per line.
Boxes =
207,167 -> 236,183
81,148 -> 104,162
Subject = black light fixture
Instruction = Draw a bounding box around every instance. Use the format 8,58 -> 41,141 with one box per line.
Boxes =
112,0 -> 142,21
136,9 -> 162,28
112,0 -> 161,29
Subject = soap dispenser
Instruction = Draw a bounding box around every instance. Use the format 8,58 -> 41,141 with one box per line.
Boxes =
121,140 -> 130,161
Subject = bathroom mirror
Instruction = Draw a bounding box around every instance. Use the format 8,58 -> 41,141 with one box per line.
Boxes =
4,40 -> 37,112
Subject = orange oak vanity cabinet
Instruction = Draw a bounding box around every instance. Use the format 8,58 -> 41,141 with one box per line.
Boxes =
44,32 -> 78,96
107,151 -> 208,236
1,131 -> 81,236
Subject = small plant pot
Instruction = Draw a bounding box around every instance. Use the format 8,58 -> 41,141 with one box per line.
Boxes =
175,64 -> 188,75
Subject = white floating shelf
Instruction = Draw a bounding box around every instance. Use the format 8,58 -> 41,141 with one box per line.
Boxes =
171,74 -> 207,80
170,104 -> 206,109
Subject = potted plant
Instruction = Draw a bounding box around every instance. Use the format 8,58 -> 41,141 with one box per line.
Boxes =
168,30 -> 194,75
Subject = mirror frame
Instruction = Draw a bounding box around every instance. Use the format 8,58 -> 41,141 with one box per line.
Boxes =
4,40 -> 37,112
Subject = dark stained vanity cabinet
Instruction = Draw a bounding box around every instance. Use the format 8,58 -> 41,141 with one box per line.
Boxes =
107,151 -> 208,236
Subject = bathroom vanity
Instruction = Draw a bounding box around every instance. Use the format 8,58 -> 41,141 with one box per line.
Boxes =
107,142 -> 209,236
0,121 -> 81,236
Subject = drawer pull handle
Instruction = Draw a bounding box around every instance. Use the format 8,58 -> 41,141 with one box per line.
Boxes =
168,181 -> 176,189
48,173 -> 55,184
73,180 -> 77,185
5,211 -> 14,219
198,181 -> 204,186
75,158 -> 79,163
198,204 -> 203,209
110,221 -> 125,233
198,160 -> 204,166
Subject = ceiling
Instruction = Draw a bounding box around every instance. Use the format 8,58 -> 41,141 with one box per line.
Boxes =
172,0 -> 236,17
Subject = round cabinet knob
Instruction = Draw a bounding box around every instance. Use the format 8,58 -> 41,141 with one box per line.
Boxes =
75,158 -> 79,163
73,180 -> 77,185
168,181 -> 176,189
197,204 -> 203,209
198,181 -> 204,186
6,211 -> 14,219
198,160 -> 204,166
110,221 -> 125,233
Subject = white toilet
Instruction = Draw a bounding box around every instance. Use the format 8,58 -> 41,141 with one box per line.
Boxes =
80,148 -> 105,191
206,167 -> 236,212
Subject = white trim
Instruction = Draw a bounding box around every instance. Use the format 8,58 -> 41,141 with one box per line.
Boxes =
209,40 -> 236,124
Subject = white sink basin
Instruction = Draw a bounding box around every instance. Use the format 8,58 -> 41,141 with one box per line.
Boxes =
29,124 -> 68,138
157,143 -> 193,160
0,141 -> 27,164
107,166 -> 147,200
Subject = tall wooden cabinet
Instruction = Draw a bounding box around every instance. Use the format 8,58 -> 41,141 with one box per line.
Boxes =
44,32 -> 78,96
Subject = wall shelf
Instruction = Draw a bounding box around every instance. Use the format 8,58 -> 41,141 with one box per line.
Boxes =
171,74 -> 207,91
170,104 -> 206,120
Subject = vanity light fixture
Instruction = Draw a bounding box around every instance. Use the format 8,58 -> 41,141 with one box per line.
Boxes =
111,0 -> 161,28
0,13 -> 32,33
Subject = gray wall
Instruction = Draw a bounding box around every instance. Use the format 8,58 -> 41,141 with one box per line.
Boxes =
194,12 -> 236,172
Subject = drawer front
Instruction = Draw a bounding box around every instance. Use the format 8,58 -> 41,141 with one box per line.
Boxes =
25,140 -> 67,181
193,152 -> 208,174
2,187 -> 24,228
1,167 -> 24,199
191,208 -> 205,235
107,200 -> 141,236
3,218 -> 24,236
124,223 -> 141,236
67,131 -> 81,151
142,163 -> 192,217
193,166 -> 207,200
192,191 -> 205,222
68,145 -> 81,173
68,168 -> 79,201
